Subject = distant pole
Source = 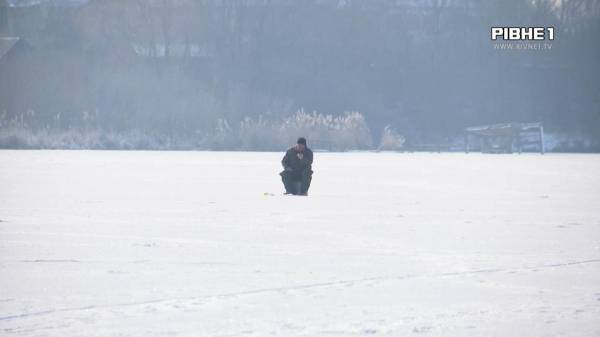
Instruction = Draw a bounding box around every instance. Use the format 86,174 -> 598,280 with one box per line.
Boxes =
539,125 -> 545,154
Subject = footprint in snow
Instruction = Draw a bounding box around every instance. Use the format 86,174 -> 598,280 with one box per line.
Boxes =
134,243 -> 158,248
361,329 -> 378,334
557,223 -> 584,228
413,326 -> 432,334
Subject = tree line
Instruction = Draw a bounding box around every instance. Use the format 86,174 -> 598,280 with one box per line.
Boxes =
0,0 -> 598,151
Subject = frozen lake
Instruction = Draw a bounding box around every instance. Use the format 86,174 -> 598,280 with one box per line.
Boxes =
1,150 -> 599,336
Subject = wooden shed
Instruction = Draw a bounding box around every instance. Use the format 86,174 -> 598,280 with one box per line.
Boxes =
465,122 -> 545,154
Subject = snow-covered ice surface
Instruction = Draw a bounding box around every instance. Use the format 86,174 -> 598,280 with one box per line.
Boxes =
1,150 -> 600,337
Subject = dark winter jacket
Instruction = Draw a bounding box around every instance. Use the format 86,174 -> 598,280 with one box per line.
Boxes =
281,146 -> 313,180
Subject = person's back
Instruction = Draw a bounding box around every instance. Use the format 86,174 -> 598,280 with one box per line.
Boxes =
280,137 -> 313,195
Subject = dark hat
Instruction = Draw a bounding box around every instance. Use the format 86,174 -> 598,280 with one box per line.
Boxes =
297,137 -> 307,145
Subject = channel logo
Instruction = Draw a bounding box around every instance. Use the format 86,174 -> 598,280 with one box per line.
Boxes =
491,27 -> 555,41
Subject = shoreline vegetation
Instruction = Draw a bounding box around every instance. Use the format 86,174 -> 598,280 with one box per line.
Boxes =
1,108 -> 597,154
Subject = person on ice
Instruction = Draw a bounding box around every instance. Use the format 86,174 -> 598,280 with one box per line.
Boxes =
280,137 -> 313,195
